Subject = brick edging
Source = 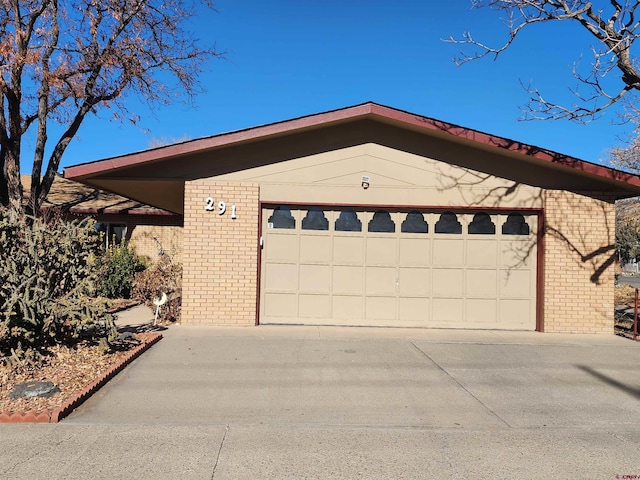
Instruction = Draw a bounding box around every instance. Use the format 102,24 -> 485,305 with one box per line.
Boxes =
0,333 -> 163,423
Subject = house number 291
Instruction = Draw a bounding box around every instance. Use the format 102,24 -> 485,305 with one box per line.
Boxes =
204,197 -> 237,219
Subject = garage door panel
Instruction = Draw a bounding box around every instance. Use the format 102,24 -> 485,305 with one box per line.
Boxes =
500,240 -> 535,268
365,267 -> 396,295
466,299 -> 497,323
299,264 -> 330,293
466,269 -> 497,296
265,263 -> 298,291
300,235 -> 332,263
433,298 -> 463,323
432,269 -> 464,297
500,299 -> 531,325
398,268 -> 429,296
265,234 -> 299,261
299,294 -> 331,319
500,269 -> 532,297
466,240 -> 498,267
366,297 -> 396,321
333,236 -> 364,264
399,297 -> 429,322
399,237 -> 430,266
366,237 -> 397,265
433,239 -> 464,266
333,296 -> 363,320
265,293 -> 297,318
333,266 -> 363,294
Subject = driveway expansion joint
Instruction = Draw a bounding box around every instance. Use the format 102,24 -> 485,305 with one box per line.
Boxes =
211,424 -> 229,479
410,341 -> 512,428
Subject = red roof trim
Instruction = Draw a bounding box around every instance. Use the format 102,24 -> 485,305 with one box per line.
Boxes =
366,103 -> 640,188
64,102 -> 640,189
65,104 -> 376,178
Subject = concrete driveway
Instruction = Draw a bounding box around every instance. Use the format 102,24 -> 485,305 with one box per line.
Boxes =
618,274 -> 640,288
2,317 -> 640,479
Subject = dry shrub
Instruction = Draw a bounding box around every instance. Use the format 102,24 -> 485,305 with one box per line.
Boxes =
132,249 -> 182,323
615,282 -> 637,307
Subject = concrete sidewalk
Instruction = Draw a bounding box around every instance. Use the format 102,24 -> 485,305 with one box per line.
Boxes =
2,306 -> 640,478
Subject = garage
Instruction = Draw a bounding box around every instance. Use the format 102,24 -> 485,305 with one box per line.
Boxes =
261,205 -> 538,329
65,102 -> 640,333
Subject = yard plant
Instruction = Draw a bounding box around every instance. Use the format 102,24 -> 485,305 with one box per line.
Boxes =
96,242 -> 146,300
132,247 -> 182,323
0,210 -> 116,366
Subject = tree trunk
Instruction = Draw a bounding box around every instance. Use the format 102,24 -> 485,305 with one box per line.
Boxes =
0,148 -> 8,208
4,149 -> 22,212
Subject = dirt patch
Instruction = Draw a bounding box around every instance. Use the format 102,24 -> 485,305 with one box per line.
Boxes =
0,332 -> 158,417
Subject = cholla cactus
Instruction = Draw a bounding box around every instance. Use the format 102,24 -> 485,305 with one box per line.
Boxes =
0,209 -> 116,362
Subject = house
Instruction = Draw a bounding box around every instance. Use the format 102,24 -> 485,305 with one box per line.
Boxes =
21,174 -> 183,262
64,103 -> 640,333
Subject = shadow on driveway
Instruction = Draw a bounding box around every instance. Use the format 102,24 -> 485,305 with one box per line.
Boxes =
576,364 -> 640,400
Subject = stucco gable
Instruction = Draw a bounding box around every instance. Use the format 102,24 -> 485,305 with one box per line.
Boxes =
214,143 -> 542,209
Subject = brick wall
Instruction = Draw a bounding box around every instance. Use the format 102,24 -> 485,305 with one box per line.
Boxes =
181,180 -> 260,325
543,190 -> 617,333
130,225 -> 183,263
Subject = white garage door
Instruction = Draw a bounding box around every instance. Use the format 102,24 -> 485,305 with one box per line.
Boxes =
260,206 -> 537,329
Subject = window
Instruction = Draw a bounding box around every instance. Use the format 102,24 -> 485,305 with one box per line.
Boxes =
502,213 -> 530,235
368,210 -> 395,232
302,207 -> 329,230
95,223 -> 127,248
401,210 -> 428,233
434,212 -> 462,234
268,206 -> 295,229
335,209 -> 362,232
468,212 -> 495,234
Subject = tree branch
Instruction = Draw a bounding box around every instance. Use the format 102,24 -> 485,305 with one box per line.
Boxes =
0,0 -> 223,212
31,0 -> 60,210
447,0 -> 640,122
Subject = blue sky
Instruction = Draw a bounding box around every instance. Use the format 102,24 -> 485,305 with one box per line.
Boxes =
45,0 -> 636,173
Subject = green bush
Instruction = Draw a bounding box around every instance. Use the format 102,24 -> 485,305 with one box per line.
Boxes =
0,210 -> 116,364
97,242 -> 146,299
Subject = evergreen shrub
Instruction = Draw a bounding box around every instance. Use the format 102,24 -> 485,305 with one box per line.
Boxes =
96,242 -> 146,299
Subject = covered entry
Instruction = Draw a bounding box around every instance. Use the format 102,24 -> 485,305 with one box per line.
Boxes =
260,205 -> 538,329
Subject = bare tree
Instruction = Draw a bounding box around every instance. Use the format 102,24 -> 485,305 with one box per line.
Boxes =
447,1 -> 640,123
0,0 -> 222,213
610,124 -> 640,170
147,134 -> 192,149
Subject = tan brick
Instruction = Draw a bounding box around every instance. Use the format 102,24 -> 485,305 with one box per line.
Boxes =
543,190 -> 614,333
181,179 -> 259,325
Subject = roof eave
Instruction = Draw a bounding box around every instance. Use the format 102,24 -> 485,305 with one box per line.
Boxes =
64,102 -> 640,198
